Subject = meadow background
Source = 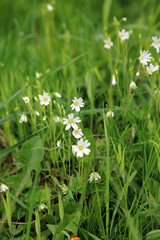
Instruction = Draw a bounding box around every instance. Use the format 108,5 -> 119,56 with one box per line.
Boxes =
0,0 -> 160,239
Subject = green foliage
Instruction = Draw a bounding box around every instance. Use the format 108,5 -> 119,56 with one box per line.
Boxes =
0,0 -> 160,239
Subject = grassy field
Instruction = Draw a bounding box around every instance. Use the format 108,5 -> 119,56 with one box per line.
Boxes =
0,0 -> 160,239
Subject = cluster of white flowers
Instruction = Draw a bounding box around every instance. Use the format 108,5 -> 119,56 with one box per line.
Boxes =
63,97 -> 91,158
104,27 -> 131,51
19,91 -> 63,124
139,49 -> 159,75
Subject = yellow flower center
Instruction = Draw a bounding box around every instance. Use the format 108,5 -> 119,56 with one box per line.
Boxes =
68,119 -> 73,123
74,101 -> 78,106
74,130 -> 79,134
78,146 -> 83,150
120,33 -> 124,38
43,97 -> 48,102
148,70 -> 152,74
140,56 -> 144,61
108,41 -> 112,46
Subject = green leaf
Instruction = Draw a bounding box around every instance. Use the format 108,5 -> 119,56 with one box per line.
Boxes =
58,191 -> 64,223
25,136 -> 44,240
0,126 -> 47,159
146,230 -> 160,240
65,210 -> 81,236
20,136 -> 44,171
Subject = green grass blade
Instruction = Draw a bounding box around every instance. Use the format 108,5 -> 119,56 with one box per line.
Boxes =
0,126 -> 47,159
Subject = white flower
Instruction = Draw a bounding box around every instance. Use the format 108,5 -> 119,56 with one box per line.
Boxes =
118,29 -> 130,41
36,71 -> 41,78
53,92 -> 61,98
106,110 -> 114,118
43,116 -> 46,121
54,116 -> 62,123
59,184 -> 68,195
38,203 -> 47,212
146,64 -> 159,75
122,17 -> 127,21
112,74 -> 116,85
47,4 -> 53,11
151,36 -> 160,53
136,71 -> 140,77
63,113 -> 81,130
88,172 -> 101,183
72,138 -> 91,157
19,114 -> 27,123
0,183 -> 9,192
72,128 -> 83,139
70,97 -> 84,112
130,81 -> 137,90
139,50 -> 151,65
23,96 -> 30,104
104,38 -> 113,49
35,111 -> 40,116
38,92 -> 51,106
57,140 -> 61,147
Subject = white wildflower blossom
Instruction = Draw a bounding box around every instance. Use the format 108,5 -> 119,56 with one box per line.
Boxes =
43,116 -> 46,121
139,50 -> 151,65
72,128 -> 83,139
38,203 -> 48,212
54,116 -> 62,123
130,81 -> 137,90
23,96 -> 30,104
0,183 -> 9,192
104,38 -> 113,49
146,63 -> 159,75
59,184 -> 68,195
136,71 -> 140,77
106,110 -> 114,118
118,29 -> 130,41
112,74 -> 116,85
38,92 -> 51,106
88,172 -> 101,183
57,140 -> 61,147
63,113 -> 81,130
70,97 -> 84,112
35,111 -> 40,116
72,138 -> 91,157
36,71 -> 42,78
151,36 -> 160,53
122,17 -> 127,21
47,4 -> 53,11
19,114 -> 27,123
53,92 -> 61,98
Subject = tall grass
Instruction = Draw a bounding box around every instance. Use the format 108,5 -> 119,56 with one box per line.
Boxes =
0,0 -> 160,239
